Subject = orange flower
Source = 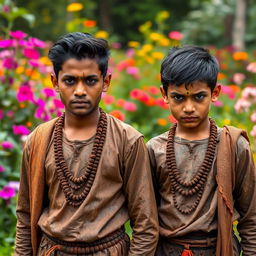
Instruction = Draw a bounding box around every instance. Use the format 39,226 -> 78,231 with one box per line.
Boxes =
220,63 -> 228,70
157,118 -> 167,126
233,52 -> 248,61
217,72 -> 226,80
229,84 -> 240,93
116,99 -> 125,107
19,103 -> 26,109
26,121 -> 32,127
109,110 -> 125,121
83,20 -> 96,27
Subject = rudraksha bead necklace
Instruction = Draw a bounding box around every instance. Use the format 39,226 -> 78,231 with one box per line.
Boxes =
166,118 -> 217,214
53,108 -> 107,207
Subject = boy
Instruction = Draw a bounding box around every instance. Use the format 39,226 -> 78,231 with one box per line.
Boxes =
147,46 -> 256,255
15,32 -> 158,256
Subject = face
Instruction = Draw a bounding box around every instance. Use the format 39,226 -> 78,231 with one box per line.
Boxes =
51,58 -> 111,118
160,81 -> 221,131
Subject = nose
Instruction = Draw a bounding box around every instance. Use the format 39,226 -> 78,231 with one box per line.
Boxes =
183,100 -> 195,113
74,81 -> 86,97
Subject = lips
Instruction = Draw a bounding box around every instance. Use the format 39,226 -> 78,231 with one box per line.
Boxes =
181,116 -> 198,122
71,100 -> 90,107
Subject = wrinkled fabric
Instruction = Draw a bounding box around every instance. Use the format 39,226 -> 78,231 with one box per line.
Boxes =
147,126 -> 256,255
15,113 -> 159,256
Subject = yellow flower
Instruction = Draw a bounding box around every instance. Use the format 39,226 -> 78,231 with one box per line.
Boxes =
95,30 -> 109,39
128,41 -> 140,48
40,56 -> 52,66
152,51 -> 164,60
66,2 -> 83,12
149,32 -> 162,41
139,21 -> 152,33
43,76 -> 53,88
159,10 -> 170,20
157,118 -> 168,126
137,49 -> 146,57
145,56 -> 155,64
16,66 -> 25,74
159,38 -> 170,47
223,119 -> 231,125
233,51 -> 248,61
142,44 -> 153,52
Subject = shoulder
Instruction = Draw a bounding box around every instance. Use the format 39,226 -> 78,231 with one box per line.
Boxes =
25,118 -> 58,147
106,113 -> 143,142
147,131 -> 168,151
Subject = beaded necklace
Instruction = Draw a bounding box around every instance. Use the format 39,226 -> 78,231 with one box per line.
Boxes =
166,118 -> 217,214
53,108 -> 107,207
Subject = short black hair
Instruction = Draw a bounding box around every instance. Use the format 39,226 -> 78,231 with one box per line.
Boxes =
48,32 -> 110,78
160,45 -> 219,93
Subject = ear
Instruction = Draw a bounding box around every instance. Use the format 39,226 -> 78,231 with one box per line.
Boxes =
103,73 -> 111,92
160,85 -> 168,104
211,84 -> 221,102
51,73 -> 59,92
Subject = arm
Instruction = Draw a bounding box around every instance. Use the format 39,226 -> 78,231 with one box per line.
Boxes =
234,136 -> 256,255
123,137 -> 159,256
15,138 -> 33,255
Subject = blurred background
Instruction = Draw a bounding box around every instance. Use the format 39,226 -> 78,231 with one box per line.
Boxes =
0,0 -> 255,254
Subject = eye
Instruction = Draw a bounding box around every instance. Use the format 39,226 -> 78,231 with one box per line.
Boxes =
172,94 -> 184,102
86,78 -> 98,86
63,77 -> 75,86
194,94 -> 206,101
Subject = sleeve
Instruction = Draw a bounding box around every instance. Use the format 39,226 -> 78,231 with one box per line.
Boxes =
147,140 -> 161,206
234,135 -> 256,255
14,137 -> 33,255
122,137 -> 159,256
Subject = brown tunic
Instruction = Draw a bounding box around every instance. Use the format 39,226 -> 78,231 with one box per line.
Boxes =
147,127 -> 256,255
15,113 -> 159,255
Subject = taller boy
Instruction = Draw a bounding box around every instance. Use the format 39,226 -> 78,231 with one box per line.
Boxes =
147,46 -> 256,255
15,32 -> 158,255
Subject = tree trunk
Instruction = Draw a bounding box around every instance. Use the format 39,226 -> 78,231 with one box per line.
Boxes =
232,0 -> 247,50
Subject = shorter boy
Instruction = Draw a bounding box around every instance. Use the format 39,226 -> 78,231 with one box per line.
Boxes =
147,45 -> 256,256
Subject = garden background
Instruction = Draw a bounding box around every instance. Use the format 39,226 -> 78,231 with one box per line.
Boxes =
0,0 -> 256,254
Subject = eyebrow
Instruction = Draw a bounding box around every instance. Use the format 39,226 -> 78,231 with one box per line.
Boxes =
170,91 -> 208,96
61,74 -> 100,79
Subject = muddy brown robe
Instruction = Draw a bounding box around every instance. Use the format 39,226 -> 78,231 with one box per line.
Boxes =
15,113 -> 159,256
147,127 -> 256,256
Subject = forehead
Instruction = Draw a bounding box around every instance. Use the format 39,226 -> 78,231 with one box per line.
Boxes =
168,81 -> 211,93
60,58 -> 101,75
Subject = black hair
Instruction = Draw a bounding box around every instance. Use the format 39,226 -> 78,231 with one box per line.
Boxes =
48,32 -> 110,78
160,45 -> 219,93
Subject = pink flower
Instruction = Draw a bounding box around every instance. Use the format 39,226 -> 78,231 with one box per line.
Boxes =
10,30 -> 27,39
6,111 -> 14,117
3,58 -> 18,69
111,42 -> 121,49
251,112 -> 256,123
126,48 -> 135,58
123,101 -> 137,112
53,99 -> 64,108
103,94 -> 115,105
168,31 -> 184,40
130,89 -> 142,99
42,88 -> 56,97
18,40 -> 33,48
23,48 -> 40,59
221,85 -> 235,99
12,125 -> 30,135
29,37 -> 46,48
17,85 -> 34,102
7,181 -> 20,191
1,141 -> 14,149
0,109 -> 3,120
0,49 -> 14,58
233,73 -> 246,85
0,165 -> 5,173
0,39 -> 13,47
250,125 -> 256,138
247,62 -> 256,73
126,66 -> 140,79
213,100 -> 223,107
29,59 -> 39,67
242,87 -> 256,99
148,86 -> 159,95
234,99 -> 251,112
0,186 -> 16,200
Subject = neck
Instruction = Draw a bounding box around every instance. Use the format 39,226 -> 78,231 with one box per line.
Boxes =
176,117 -> 210,141
64,108 -> 100,140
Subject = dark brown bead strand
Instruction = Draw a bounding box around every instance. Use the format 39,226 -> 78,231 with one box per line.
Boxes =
166,118 -> 217,214
53,108 -> 107,207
